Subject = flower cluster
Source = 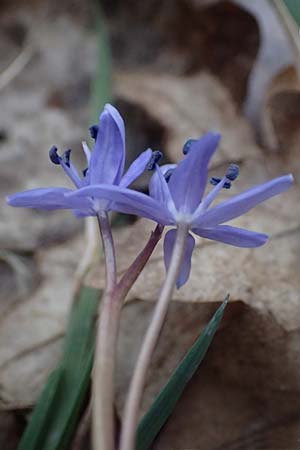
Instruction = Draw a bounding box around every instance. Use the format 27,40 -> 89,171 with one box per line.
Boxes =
7,104 -> 294,287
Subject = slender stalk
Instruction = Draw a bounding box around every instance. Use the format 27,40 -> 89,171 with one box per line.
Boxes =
93,218 -> 163,450
93,211 -> 117,450
116,224 -> 163,301
97,211 -> 117,292
119,224 -> 189,450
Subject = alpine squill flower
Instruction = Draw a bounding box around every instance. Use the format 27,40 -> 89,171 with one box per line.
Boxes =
6,104 -> 153,216
68,132 -> 294,287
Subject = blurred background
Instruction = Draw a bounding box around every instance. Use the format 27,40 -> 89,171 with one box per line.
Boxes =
1,1 -> 300,449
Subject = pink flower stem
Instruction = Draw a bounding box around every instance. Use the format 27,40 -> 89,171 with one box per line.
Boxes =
93,217 -> 163,450
93,211 -> 118,450
119,223 -> 189,450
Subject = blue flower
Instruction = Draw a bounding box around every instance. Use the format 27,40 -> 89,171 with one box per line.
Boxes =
6,104 -> 153,216
67,132 -> 294,287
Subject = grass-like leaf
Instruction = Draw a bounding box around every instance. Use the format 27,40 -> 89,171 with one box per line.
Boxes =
18,286 -> 100,450
283,0 -> 300,26
91,2 -> 112,121
136,296 -> 229,450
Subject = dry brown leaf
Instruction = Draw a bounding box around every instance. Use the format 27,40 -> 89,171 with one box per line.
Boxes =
105,0 -> 259,106
261,65 -> 300,153
0,235 -> 83,409
0,13 -> 96,410
115,71 -> 261,164
112,182 -> 300,447
116,300 -> 300,450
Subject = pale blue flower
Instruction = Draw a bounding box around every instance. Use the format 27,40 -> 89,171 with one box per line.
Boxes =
67,132 -> 294,287
6,104 -> 153,216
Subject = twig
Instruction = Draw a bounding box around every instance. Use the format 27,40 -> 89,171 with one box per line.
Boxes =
0,43 -> 34,91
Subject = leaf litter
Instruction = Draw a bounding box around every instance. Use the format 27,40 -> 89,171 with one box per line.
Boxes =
1,1 -> 300,449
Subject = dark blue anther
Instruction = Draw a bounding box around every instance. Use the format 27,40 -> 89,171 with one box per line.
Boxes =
82,167 -> 88,177
223,181 -> 231,189
210,177 -> 231,189
62,149 -> 71,168
182,139 -> 197,155
49,146 -> 61,165
147,151 -> 163,171
89,125 -> 99,140
226,163 -> 239,181
164,168 -> 175,183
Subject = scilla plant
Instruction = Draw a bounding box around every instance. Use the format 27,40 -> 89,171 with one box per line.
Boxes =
7,104 -> 294,450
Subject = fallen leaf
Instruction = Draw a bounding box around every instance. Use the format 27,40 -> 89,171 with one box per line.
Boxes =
115,299 -> 300,450
114,71 -> 261,164
0,236 -> 83,409
104,0 -> 259,106
261,65 -> 300,153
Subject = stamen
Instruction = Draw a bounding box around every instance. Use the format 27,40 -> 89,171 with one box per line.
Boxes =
182,139 -> 197,155
210,177 -> 231,189
89,125 -> 99,140
147,151 -> 163,171
49,146 -> 81,188
164,168 -> 175,183
49,146 -> 61,165
226,163 -> 239,181
82,167 -> 88,177
62,149 -> 71,168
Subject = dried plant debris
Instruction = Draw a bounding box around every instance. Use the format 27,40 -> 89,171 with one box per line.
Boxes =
115,300 -> 300,450
0,236 -> 83,410
103,0 -> 259,106
261,66 -> 300,159
115,71 -> 262,164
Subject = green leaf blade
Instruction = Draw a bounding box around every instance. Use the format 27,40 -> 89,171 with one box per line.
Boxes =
18,286 -> 101,450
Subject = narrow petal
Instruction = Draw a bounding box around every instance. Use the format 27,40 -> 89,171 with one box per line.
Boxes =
195,174 -> 294,228
147,164 -> 176,218
120,149 -> 152,187
193,225 -> 268,247
149,164 -> 176,202
67,184 -> 173,224
164,229 -> 195,289
168,132 -> 220,213
6,187 -> 91,211
90,104 -> 126,185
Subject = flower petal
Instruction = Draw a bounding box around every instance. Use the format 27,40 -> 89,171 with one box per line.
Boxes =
68,185 -> 173,224
149,164 -> 176,203
6,187 -> 92,211
194,174 -> 294,228
120,149 -> 152,187
164,229 -> 195,289
90,104 -> 126,185
168,132 -> 220,213
193,225 -> 268,247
